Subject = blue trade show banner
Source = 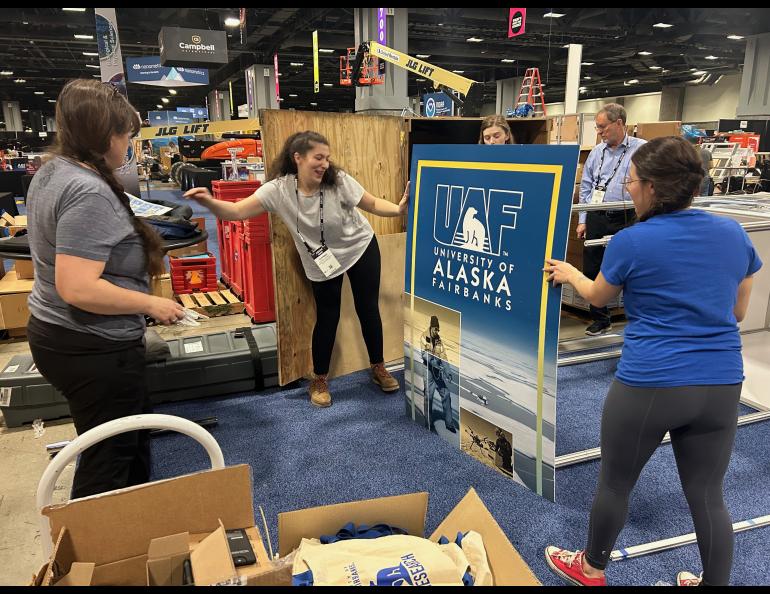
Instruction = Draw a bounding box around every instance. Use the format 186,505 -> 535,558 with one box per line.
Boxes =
423,92 -> 454,117
148,111 -> 194,126
177,106 -> 209,119
126,56 -> 209,87
404,144 -> 578,501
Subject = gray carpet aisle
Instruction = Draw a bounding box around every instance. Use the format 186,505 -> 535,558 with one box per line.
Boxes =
151,365 -> 770,586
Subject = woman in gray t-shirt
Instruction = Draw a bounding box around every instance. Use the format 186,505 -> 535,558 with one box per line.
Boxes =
186,131 -> 409,407
26,79 -> 185,499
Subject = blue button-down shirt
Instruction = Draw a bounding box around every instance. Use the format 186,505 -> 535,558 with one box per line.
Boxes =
578,135 -> 647,224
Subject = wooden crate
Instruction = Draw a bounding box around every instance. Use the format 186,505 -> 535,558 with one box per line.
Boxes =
176,289 -> 244,317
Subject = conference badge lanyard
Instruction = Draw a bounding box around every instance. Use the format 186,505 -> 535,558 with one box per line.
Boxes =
591,142 -> 629,204
295,176 -> 341,278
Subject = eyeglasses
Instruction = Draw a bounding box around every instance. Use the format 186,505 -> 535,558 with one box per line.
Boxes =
621,176 -> 643,186
595,120 -> 619,132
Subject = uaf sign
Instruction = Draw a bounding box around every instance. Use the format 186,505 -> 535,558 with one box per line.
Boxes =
159,27 -> 228,68
403,143 -> 578,502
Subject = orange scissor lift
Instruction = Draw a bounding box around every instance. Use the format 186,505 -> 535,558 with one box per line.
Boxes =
339,47 -> 385,86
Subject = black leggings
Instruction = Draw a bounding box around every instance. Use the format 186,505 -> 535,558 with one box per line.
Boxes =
27,316 -> 151,499
585,380 -> 741,586
310,236 -> 384,375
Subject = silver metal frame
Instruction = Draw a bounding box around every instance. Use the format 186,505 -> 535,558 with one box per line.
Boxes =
610,514 -> 770,562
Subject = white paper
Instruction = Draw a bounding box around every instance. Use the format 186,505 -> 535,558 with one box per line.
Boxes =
184,340 -> 205,354
4,365 -> 19,373
0,387 -> 12,407
127,192 -> 173,217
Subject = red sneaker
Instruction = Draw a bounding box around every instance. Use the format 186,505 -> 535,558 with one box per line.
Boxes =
545,546 -> 607,587
676,571 -> 702,586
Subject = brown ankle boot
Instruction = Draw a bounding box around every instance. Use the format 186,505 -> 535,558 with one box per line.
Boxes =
309,375 -> 332,407
371,363 -> 399,392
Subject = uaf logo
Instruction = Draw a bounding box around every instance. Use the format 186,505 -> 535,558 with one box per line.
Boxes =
433,184 -> 523,256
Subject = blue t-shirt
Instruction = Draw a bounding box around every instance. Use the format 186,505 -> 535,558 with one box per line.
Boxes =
601,209 -> 762,387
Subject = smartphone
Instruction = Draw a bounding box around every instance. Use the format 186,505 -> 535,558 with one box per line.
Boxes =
226,528 -> 257,567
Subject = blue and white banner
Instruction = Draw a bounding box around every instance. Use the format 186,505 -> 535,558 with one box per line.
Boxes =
423,92 -> 454,117
148,111 -> 194,126
404,144 -> 578,501
177,106 -> 209,119
126,56 -> 209,87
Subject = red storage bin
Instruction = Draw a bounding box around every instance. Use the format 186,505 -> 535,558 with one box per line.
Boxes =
169,253 -> 218,294
229,221 -> 245,298
211,180 -> 261,288
242,235 -> 276,323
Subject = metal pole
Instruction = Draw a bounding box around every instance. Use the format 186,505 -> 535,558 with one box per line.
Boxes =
556,410 -> 770,468
610,515 -> 770,562
558,349 -> 623,367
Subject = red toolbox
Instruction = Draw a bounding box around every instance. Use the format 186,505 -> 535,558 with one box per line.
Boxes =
211,180 -> 261,287
169,253 -> 218,294
241,213 -> 275,323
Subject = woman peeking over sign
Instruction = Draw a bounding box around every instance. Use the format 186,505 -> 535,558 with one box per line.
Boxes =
185,130 -> 409,408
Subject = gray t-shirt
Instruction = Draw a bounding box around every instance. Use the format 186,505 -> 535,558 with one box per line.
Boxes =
257,172 -> 374,282
26,157 -> 149,341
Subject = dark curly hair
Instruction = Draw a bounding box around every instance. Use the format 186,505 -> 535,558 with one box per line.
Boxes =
631,136 -> 704,222
268,130 -> 342,187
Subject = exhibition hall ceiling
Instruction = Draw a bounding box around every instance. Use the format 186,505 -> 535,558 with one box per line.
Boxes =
1,8 -> 768,118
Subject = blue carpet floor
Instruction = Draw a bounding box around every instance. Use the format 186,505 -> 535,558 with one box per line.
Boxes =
151,364 -> 770,586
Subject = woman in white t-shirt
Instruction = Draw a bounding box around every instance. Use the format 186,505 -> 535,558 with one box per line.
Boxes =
185,131 -> 409,407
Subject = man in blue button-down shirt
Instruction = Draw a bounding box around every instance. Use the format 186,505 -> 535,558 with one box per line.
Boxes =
578,104 -> 646,335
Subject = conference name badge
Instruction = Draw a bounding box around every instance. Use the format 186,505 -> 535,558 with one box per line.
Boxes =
590,189 -> 606,205
312,245 -> 342,278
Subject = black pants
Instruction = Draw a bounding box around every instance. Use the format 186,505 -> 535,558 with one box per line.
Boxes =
27,316 -> 151,499
583,209 -> 635,323
310,236 -> 384,375
585,381 -> 741,586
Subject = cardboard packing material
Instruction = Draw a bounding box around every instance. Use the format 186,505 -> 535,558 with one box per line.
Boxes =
36,465 -> 540,587
36,465 -> 273,586
150,273 -> 173,300
0,269 -> 32,330
15,259 -> 34,280
274,488 -> 540,586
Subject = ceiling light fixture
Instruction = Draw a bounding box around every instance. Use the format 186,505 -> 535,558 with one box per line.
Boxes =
82,52 -> 98,56
161,97 -> 169,104
168,89 -> 177,95
48,99 -> 56,103
544,12 -> 565,18
692,70 -> 706,75
649,65 -> 662,70
0,71 -> 13,76
466,37 -> 483,43
85,64 -> 99,69
452,70 -> 465,74
638,51 -> 652,56
224,17 -> 240,27
705,55 -> 718,60
290,62 -> 304,67
653,23 -> 673,28
323,83 -> 332,87
289,94 -> 298,97
583,76 -> 592,80
14,78 -> 26,83
156,104 -> 163,109
416,54 -> 431,59
582,62 -> 594,66
501,59 -> 515,63
319,48 -> 334,53
727,34 -> 744,40
62,7 -> 86,11
310,102 -> 318,106
74,34 -> 94,39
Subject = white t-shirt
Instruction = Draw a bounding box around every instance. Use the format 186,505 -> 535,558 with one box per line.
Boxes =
257,172 -> 374,282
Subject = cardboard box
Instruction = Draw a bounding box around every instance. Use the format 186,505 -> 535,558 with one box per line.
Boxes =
275,488 -> 540,586
0,269 -> 33,329
150,273 -> 173,300
167,217 -> 209,258
15,259 -> 34,280
37,466 -> 274,587
36,465 -> 540,587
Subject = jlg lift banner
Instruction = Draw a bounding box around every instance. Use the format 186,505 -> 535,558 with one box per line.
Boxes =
139,118 -> 260,140
368,41 -> 475,96
403,144 -> 579,502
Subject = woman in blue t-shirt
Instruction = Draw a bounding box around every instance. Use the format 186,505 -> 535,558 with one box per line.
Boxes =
542,136 -> 762,587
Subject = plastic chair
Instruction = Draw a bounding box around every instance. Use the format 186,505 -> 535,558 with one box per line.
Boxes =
35,414 -> 225,558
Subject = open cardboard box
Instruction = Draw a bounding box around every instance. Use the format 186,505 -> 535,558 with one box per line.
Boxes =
35,465 -> 273,586
35,465 -> 539,586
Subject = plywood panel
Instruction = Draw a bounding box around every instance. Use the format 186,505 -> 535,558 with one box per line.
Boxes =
636,121 -> 681,141
328,233 -> 406,379
261,110 -> 409,385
